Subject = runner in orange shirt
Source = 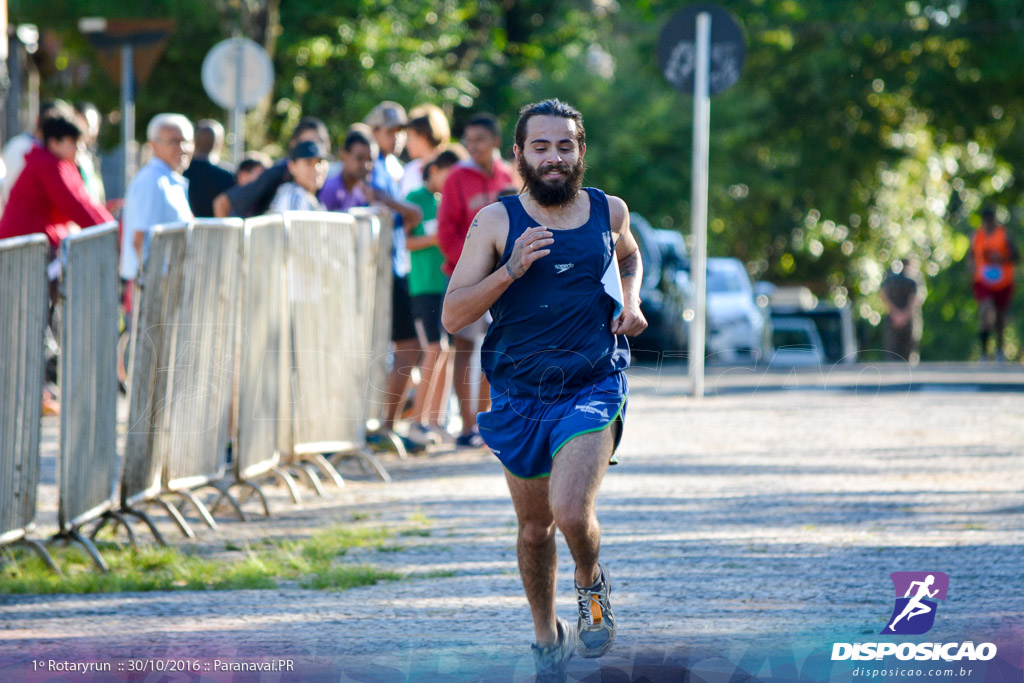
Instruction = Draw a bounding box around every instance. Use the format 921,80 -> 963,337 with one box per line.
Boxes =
970,208 -> 1019,361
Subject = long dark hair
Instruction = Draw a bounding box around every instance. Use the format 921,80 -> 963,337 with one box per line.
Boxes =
513,99 -> 585,150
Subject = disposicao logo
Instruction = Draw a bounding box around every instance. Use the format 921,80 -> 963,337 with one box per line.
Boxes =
831,572 -> 998,662
883,571 -> 948,635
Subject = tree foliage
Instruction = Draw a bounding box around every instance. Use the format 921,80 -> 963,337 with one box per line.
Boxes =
13,0 -> 1024,359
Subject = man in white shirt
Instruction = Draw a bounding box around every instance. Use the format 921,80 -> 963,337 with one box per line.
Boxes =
120,113 -> 195,282
269,140 -> 330,212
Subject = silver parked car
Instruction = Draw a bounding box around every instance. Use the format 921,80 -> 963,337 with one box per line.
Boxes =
705,257 -> 771,362
769,316 -> 826,366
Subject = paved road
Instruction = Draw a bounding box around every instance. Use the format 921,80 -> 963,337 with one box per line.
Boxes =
1,364 -> 1022,682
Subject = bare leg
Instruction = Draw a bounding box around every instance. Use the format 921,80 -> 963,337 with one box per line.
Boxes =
549,425 -> 614,587
428,344 -> 452,428
505,472 -> 558,646
382,339 -> 421,431
995,307 -> 1007,357
453,336 -> 477,433
409,342 -> 441,424
478,371 -> 491,414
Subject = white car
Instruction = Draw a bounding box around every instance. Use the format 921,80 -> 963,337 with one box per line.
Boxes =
769,316 -> 826,366
705,257 -> 770,362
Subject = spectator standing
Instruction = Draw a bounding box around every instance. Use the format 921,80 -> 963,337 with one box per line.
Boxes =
236,153 -> 270,187
400,104 -> 451,197
73,102 -> 105,205
880,259 -> 925,365
318,130 -> 376,211
365,101 -> 407,185
2,99 -> 75,205
0,114 -> 113,260
437,113 -> 514,447
0,113 -> 115,417
120,113 -> 194,284
404,150 -> 463,446
269,141 -> 330,212
969,207 -> 1019,361
212,117 -> 329,218
183,119 -> 235,217
320,126 -> 425,451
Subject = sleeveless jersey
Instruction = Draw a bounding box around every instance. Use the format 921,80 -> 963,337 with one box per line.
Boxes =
481,187 -> 629,402
973,224 -> 1014,290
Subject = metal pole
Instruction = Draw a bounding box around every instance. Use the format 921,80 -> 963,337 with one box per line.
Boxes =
232,38 -> 244,166
688,12 -> 711,399
121,43 -> 135,197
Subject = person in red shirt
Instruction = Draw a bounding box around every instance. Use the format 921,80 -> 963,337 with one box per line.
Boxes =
0,114 -> 113,416
0,114 -> 113,261
437,113 -> 515,447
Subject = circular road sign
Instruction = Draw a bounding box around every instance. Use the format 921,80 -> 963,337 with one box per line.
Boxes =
658,4 -> 745,95
201,37 -> 274,110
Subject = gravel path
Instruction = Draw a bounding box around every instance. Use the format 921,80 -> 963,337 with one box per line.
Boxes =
1,365 -> 1022,682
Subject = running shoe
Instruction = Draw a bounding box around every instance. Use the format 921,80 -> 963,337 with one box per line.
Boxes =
406,422 -> 440,447
454,427 -> 485,449
532,617 -> 575,679
366,431 -> 426,454
575,563 -> 616,658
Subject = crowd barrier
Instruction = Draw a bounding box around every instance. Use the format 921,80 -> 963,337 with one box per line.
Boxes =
121,222 -> 193,537
280,211 -> 390,483
228,214 -> 301,511
160,220 -> 244,517
0,234 -> 58,572
55,224 -> 127,571
348,207 -> 405,460
3,205 -> 400,569
121,220 -> 248,537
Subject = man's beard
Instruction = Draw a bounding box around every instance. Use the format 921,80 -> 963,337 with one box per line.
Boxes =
518,155 -> 585,208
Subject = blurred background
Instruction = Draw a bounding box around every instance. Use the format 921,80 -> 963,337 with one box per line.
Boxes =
5,0 -> 1022,362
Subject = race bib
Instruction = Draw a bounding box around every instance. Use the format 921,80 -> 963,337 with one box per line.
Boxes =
982,265 -> 1003,284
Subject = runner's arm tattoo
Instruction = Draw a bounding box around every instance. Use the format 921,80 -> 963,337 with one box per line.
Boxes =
466,216 -> 479,241
619,249 -> 640,278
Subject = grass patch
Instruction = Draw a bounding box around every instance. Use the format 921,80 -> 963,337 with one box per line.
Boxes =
301,565 -> 401,591
407,510 -> 433,525
398,528 -> 431,537
421,569 -> 457,579
0,525 -> 398,595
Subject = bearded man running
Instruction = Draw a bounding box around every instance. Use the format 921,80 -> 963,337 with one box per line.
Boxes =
442,99 -> 647,678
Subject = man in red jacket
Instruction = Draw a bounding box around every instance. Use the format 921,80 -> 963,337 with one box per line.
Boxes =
437,113 -> 515,447
0,114 -> 113,260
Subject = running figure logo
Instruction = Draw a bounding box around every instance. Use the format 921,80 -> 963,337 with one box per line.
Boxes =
883,572 -> 949,635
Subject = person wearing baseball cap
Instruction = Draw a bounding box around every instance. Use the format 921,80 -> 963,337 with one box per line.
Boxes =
269,139 -> 331,212
365,100 -> 408,185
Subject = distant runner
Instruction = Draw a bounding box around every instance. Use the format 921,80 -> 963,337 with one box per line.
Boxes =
970,207 -> 1019,361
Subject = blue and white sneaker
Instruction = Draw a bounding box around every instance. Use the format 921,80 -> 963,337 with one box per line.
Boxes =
575,563 -> 616,658
532,617 -> 575,679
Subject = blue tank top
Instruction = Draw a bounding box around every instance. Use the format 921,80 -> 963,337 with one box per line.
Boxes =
481,187 -> 630,402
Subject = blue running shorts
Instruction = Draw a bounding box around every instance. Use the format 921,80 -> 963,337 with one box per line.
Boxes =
477,372 -> 627,480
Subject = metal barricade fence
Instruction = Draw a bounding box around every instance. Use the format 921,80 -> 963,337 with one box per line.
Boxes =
281,211 -> 389,483
122,222 -> 189,536
231,214 -> 300,511
123,220 -> 246,536
0,234 -> 57,570
349,211 -> 381,424
160,220 -> 242,491
348,207 -> 394,427
55,223 -> 123,570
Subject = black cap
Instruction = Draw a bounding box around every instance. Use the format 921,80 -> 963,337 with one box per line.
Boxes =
289,140 -> 332,161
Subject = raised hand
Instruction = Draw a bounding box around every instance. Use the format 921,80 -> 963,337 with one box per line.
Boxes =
505,226 -> 554,280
